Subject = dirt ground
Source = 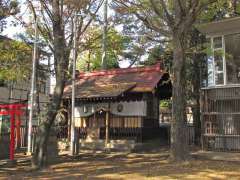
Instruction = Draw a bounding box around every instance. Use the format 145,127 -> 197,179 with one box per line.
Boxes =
1,149 -> 240,180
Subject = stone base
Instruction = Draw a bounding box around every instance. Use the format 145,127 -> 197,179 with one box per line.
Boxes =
57,139 -> 137,153
79,139 -> 136,152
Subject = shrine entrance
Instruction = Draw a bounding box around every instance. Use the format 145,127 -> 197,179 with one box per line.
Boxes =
86,108 -> 108,142
0,104 -> 27,161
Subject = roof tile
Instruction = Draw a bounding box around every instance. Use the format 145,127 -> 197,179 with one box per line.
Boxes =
64,63 -> 164,99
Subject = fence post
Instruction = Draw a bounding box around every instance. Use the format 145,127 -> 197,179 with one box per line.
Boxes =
200,89 -> 204,151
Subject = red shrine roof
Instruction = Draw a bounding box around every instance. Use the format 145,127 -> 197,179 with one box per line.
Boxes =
63,63 -> 164,100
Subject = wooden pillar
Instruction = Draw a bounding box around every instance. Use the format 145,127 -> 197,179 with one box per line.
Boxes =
10,112 -> 15,161
105,104 -> 110,147
16,113 -> 21,149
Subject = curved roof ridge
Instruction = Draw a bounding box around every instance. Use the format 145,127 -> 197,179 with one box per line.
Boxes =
78,62 -> 162,78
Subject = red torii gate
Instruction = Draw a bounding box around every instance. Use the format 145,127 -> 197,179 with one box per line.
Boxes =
0,103 -> 27,161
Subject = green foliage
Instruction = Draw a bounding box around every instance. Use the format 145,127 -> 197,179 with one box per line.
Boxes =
0,39 -> 32,81
77,27 -> 130,71
202,39 -> 213,56
142,44 -> 173,71
111,8 -> 165,67
147,45 -> 164,64
160,99 -> 172,108
199,0 -> 240,22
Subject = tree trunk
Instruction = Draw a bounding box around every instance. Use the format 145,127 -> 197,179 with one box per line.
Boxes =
192,53 -> 201,145
170,34 -> 189,161
232,0 -> 238,15
32,0 -> 70,169
32,79 -> 65,168
32,58 -> 69,169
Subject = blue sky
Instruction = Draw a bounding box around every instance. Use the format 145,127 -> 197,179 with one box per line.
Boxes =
2,0 -> 30,39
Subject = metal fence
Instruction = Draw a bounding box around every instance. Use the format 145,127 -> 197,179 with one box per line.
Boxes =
202,87 -> 240,151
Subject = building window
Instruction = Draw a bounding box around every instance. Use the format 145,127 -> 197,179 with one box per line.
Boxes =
208,37 -> 225,86
225,33 -> 240,84
213,36 -> 224,86
207,38 -> 214,86
214,49 -> 224,85
207,34 -> 240,86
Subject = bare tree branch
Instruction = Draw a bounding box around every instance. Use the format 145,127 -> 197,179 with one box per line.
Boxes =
135,12 -> 171,37
158,0 -> 174,26
40,0 -> 54,22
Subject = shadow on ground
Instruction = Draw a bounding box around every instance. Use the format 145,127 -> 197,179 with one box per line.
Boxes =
1,147 -> 240,180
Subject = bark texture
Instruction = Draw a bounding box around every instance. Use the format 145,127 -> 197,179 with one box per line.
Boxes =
170,34 -> 189,161
192,53 -> 201,145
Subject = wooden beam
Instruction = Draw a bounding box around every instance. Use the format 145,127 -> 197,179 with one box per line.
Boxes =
16,113 -> 21,149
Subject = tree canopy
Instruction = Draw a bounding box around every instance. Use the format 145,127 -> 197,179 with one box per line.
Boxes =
77,27 -> 130,71
0,37 -> 32,81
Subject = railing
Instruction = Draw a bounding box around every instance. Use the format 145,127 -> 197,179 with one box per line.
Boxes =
15,125 -> 70,148
52,126 -> 143,142
99,127 -> 142,142
15,126 -> 143,145
55,126 -> 87,139
203,134 -> 240,152
14,125 -> 195,148
16,126 -> 38,148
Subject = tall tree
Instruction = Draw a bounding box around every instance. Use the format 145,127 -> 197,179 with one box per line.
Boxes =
111,8 -> 166,67
115,0 -> 217,161
23,0 -> 103,168
77,26 -> 129,71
